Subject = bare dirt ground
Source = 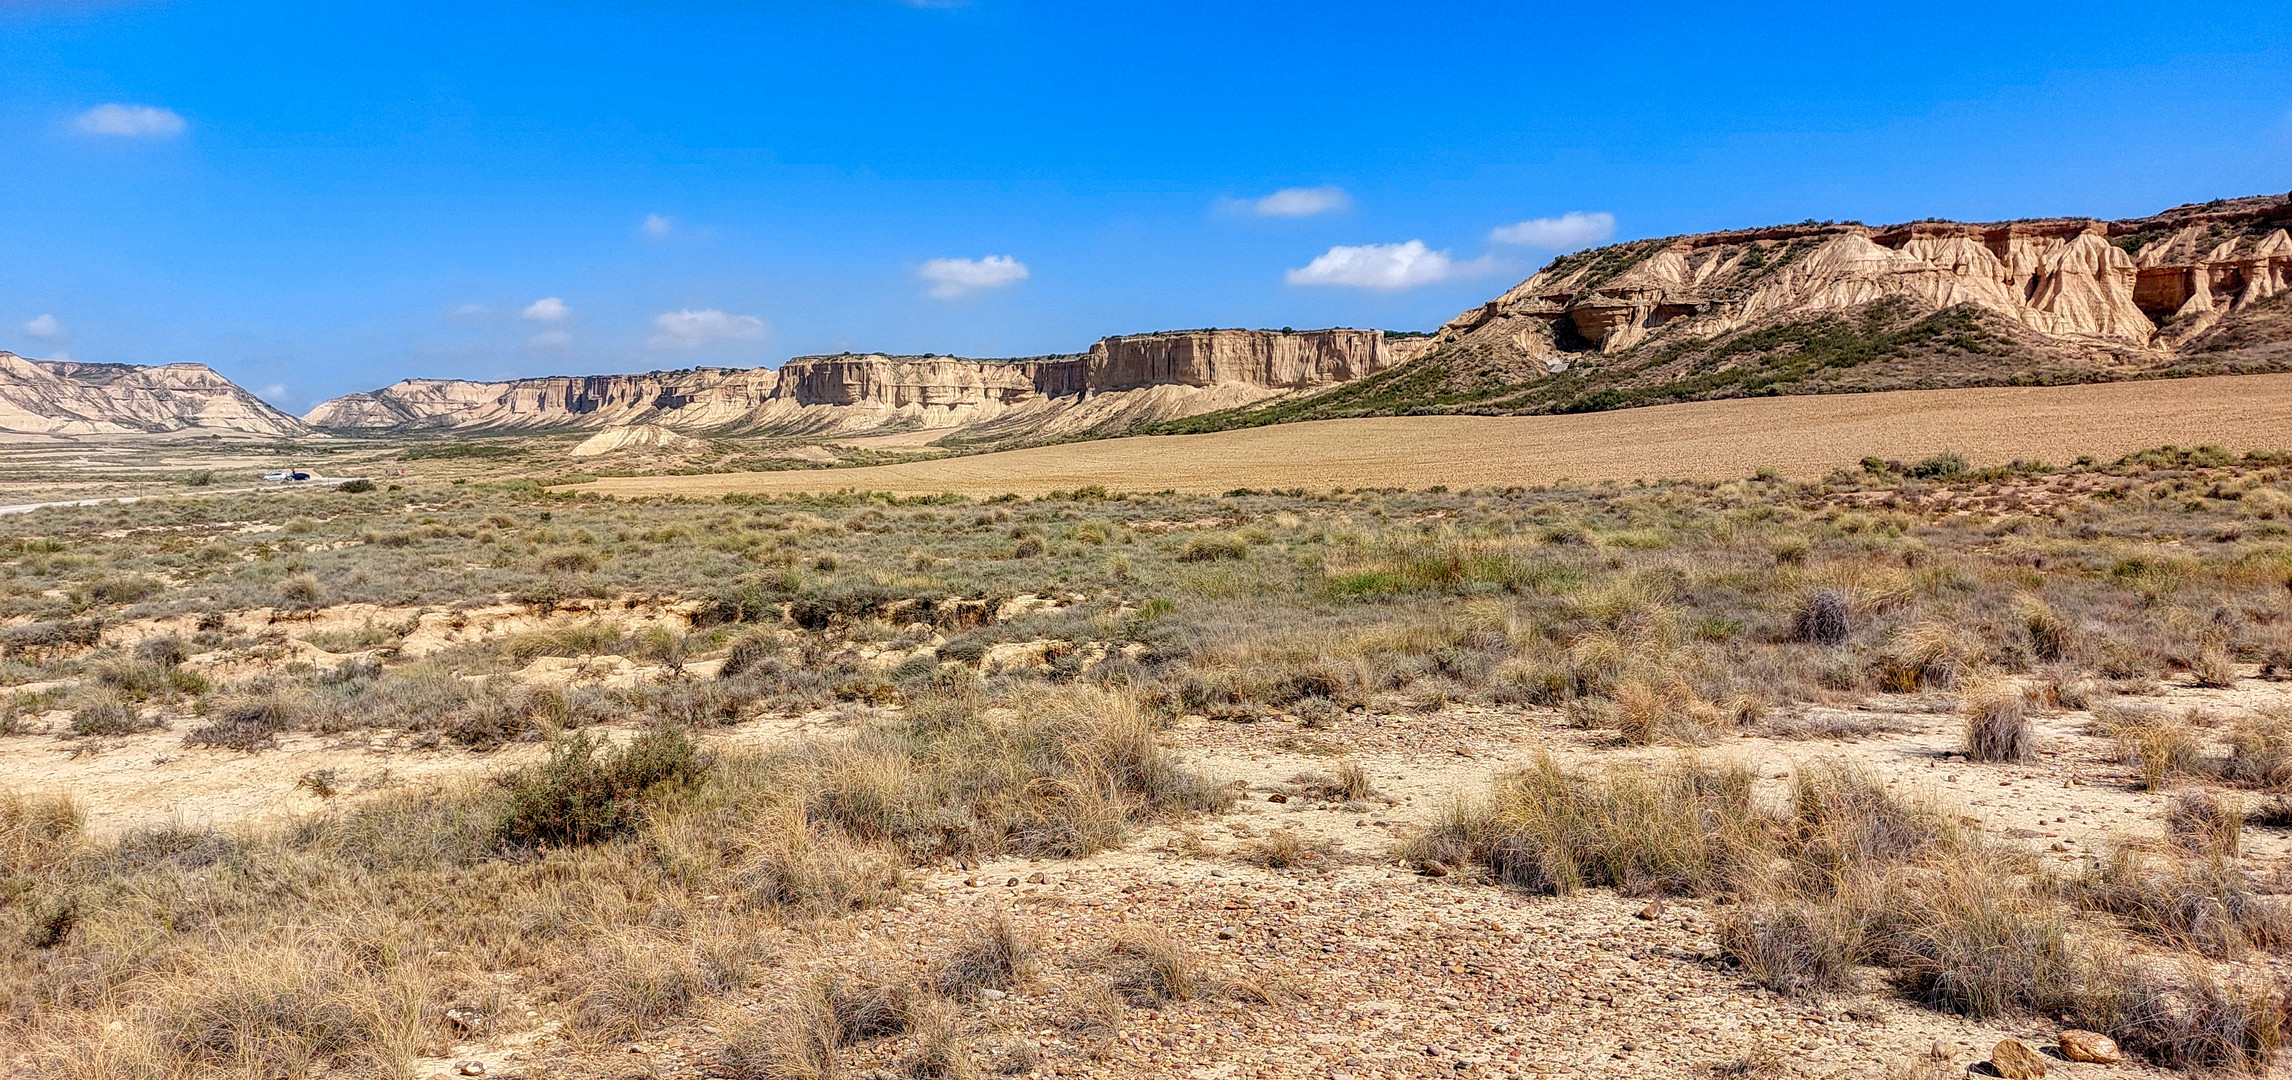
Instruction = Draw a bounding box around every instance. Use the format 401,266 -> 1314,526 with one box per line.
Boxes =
568,373 -> 2292,497
14,665 -> 2279,1078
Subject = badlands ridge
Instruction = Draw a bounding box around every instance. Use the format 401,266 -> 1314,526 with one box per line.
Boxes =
299,327 -> 1427,442
3,192 -> 2287,442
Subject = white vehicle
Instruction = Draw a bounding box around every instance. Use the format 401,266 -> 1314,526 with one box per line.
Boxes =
262,469 -> 314,482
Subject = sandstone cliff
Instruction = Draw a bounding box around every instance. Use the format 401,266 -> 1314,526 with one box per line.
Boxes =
304,328 -> 1425,443
0,353 -> 305,437
1161,193 -> 2292,429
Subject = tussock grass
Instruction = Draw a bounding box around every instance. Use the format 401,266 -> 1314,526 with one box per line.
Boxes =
1960,680 -> 2033,763
1414,754 -> 2289,1072
1101,926 -> 1200,1006
932,912 -> 1035,996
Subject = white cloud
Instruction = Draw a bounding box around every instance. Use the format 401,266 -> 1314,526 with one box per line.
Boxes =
522,297 -> 569,322
528,329 -> 574,351
1227,185 -> 1352,218
649,308 -> 767,349
259,384 -> 287,400
918,255 -> 1029,299
448,302 -> 489,321
1284,240 -> 1492,291
23,314 -> 64,340
1489,211 -> 1616,250
643,213 -> 673,239
74,104 -> 186,138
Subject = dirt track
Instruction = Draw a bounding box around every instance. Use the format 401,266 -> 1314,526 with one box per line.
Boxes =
571,373 -> 2292,497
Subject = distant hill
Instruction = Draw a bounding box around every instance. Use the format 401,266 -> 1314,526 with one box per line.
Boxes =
0,352 -> 304,437
302,328 -> 1431,442
1149,193 -> 2292,433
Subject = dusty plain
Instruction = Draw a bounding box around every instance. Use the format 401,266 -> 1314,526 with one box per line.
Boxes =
7,407 -> 2292,1080
569,373 -> 2292,497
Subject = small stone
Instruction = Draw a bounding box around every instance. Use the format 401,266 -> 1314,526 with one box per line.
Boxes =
1027,872 -> 1047,884
1637,899 -> 1665,920
627,1043 -> 651,1055
1268,793 -> 1289,803
1419,861 -> 1449,877
2059,1029 -> 2121,1064
979,988 -> 1007,1001
1989,1038 -> 2047,1079
1005,876 -> 1020,887
455,1061 -> 485,1077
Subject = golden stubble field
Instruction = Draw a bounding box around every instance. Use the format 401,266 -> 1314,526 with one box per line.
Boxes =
571,373 -> 2292,497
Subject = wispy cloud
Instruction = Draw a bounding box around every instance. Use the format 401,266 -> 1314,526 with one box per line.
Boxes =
74,104 -> 186,138
528,329 -> 574,351
448,302 -> 490,321
23,314 -> 65,340
642,213 -> 674,239
649,308 -> 767,349
1221,185 -> 1352,218
918,255 -> 1029,300
1285,240 -> 1492,291
521,297 -> 569,322
1489,211 -> 1615,250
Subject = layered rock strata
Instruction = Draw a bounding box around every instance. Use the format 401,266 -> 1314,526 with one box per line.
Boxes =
1437,194 -> 2292,363
0,353 -> 305,437
305,328 -> 1427,438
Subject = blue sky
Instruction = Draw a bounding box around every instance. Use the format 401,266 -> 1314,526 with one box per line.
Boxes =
3,1 -> 2288,410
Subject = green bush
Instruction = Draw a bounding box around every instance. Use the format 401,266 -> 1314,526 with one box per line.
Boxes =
499,727 -> 706,848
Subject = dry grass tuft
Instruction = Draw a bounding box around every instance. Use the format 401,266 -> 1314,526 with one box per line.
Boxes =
2094,703 -> 2205,789
932,912 -> 1035,996
2076,848 -> 2291,956
2168,790 -> 2245,858
1102,926 -> 1200,1006
1960,681 -> 2032,763
719,990 -> 843,1080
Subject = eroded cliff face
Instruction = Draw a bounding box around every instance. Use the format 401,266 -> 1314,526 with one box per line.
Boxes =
1438,195 -> 2292,366
304,328 -> 1424,440
0,353 -> 305,437
1087,328 -> 1415,390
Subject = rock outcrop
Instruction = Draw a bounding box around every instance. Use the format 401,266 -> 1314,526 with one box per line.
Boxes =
304,328 -> 1427,442
1438,194 -> 2291,362
1181,194 -> 2292,426
569,424 -> 703,458
0,353 -> 305,437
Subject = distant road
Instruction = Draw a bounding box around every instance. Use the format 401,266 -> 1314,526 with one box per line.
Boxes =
566,373 -> 2292,498
0,477 -> 366,518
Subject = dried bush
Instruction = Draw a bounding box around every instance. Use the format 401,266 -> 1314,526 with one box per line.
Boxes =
2075,849 -> 2290,956
2169,791 -> 2245,858
1789,589 -> 1852,646
1961,681 -> 2032,763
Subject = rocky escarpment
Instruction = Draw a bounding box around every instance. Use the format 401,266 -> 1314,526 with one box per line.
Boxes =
1156,193 -> 2292,428
305,328 -> 1427,442
0,353 -> 305,437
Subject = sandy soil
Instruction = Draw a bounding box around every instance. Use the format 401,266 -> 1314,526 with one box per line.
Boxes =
13,666 -> 2283,1078
566,373 -> 2292,498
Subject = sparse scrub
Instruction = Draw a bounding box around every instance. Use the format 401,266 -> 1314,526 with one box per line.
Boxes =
16,449 -> 2292,1072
